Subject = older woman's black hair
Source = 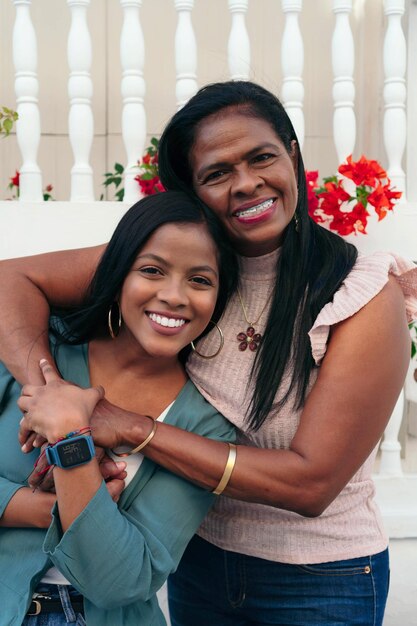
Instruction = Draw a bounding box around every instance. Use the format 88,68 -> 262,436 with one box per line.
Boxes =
52,191 -> 238,363
159,81 -> 358,429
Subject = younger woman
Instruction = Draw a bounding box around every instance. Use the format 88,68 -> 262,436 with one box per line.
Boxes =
0,191 -> 237,625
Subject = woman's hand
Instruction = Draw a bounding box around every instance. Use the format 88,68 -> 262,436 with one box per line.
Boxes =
89,397 -> 152,450
18,359 -> 104,443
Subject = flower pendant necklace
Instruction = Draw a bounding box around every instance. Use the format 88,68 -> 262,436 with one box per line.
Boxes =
236,288 -> 272,352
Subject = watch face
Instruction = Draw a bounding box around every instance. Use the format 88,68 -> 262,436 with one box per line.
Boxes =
56,438 -> 92,468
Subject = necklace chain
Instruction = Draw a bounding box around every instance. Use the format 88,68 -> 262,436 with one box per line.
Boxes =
237,288 -> 271,326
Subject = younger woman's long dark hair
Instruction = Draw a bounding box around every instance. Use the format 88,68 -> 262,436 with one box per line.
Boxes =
158,81 -> 358,429
52,191 -> 239,363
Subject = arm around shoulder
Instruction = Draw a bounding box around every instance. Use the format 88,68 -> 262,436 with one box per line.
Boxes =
123,277 -> 411,514
0,245 -> 105,384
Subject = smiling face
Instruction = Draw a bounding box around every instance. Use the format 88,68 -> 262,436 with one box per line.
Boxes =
116,222 -> 219,361
190,107 -> 298,257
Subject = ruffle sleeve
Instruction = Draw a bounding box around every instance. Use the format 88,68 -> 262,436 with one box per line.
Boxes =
308,251 -> 417,365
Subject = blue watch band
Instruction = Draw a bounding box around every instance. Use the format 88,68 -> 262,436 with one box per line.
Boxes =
45,435 -> 95,469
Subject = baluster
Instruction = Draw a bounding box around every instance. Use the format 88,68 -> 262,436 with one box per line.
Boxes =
174,0 -> 198,109
379,390 -> 404,476
12,0 -> 43,201
383,0 -> 406,198
332,0 -> 355,163
281,0 -> 304,149
67,0 -> 94,201
228,0 -> 250,81
120,0 -> 146,203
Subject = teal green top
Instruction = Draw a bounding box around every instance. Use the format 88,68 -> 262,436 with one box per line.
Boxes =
0,341 -> 235,626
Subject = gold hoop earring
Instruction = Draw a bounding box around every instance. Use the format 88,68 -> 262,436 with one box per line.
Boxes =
108,301 -> 122,339
191,321 -> 224,359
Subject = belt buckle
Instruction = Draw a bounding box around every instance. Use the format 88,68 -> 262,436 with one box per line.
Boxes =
28,599 -> 42,616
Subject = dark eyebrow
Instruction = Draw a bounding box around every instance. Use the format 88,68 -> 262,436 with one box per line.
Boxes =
135,253 -> 218,278
195,142 -> 280,181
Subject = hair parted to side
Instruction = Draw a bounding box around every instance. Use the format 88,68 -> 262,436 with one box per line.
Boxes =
159,81 -> 358,429
51,190 -> 238,363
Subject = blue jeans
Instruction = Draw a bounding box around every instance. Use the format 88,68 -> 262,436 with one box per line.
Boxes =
168,535 -> 390,626
22,584 -> 85,626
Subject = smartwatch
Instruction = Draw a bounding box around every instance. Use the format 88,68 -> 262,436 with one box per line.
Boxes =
45,435 -> 95,469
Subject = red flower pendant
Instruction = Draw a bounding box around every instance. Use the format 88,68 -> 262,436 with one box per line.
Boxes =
237,326 -> 262,351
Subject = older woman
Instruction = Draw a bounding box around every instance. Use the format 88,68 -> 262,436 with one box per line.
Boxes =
1,81 -> 416,626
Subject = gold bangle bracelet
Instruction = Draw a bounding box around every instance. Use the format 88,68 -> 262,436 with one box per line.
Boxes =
213,443 -> 237,495
111,419 -> 157,457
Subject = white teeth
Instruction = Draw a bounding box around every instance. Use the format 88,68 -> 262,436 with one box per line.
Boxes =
236,198 -> 274,218
148,313 -> 186,328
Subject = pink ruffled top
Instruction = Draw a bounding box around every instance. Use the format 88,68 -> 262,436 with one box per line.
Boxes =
187,250 -> 417,564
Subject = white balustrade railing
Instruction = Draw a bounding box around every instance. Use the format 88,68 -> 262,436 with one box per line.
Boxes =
281,0 -> 304,149
120,0 -> 146,204
13,0 -> 43,201
67,0 -> 94,202
332,0 -> 356,162
228,0 -> 250,81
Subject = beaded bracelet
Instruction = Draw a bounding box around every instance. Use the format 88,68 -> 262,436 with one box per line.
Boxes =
213,443 -> 237,495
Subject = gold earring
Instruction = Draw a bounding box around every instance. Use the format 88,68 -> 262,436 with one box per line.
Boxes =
191,321 -> 224,359
293,212 -> 300,232
108,301 -> 122,339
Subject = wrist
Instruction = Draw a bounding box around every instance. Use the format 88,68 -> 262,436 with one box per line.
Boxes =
124,414 -> 153,448
46,419 -> 90,445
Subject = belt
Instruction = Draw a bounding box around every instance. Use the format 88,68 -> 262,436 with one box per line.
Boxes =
26,595 -> 84,616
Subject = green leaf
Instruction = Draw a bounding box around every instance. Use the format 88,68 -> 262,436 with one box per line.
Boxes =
3,118 -> 12,135
114,162 -> 124,174
115,189 -> 125,201
140,172 -> 154,180
412,343 -> 416,359
150,137 -> 159,148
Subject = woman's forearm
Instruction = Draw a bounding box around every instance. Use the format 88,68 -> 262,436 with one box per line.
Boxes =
0,246 -> 105,384
0,487 -> 56,528
93,403 -> 311,512
53,461 -> 103,532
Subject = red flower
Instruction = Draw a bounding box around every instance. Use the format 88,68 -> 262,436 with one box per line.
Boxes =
306,157 -> 401,237
45,184 -> 53,192
142,153 -> 151,165
318,180 -> 351,218
10,171 -> 20,187
338,155 -> 386,187
367,183 -> 402,221
135,175 -> 165,196
329,202 -> 368,236
306,170 -> 319,218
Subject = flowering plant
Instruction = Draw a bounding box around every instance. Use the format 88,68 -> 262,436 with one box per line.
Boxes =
7,170 -> 54,201
306,155 -> 402,236
101,138 -> 164,201
134,137 -> 164,195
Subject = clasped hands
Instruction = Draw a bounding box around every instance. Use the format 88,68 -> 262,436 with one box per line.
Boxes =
18,359 -> 127,501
